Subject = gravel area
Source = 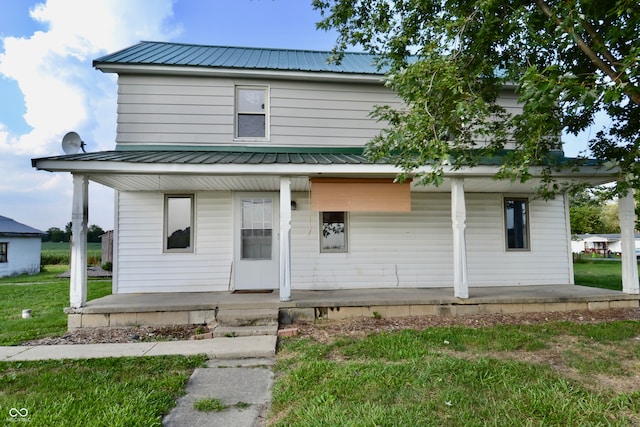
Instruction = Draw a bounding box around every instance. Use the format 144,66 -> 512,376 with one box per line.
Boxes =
23,325 -> 206,346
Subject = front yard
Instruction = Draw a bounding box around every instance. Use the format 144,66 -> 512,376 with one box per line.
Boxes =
0,261 -> 638,425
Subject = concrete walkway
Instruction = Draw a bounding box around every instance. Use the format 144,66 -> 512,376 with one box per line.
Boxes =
0,336 -> 278,427
0,335 -> 277,361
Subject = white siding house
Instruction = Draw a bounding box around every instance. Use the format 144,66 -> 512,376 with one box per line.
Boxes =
32,41 -> 630,310
0,215 -> 44,277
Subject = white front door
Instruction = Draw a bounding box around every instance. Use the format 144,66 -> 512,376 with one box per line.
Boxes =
233,193 -> 279,290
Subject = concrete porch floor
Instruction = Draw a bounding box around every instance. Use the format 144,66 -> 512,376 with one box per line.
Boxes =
66,285 -> 640,329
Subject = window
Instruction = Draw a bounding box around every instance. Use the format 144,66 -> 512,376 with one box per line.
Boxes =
235,86 -> 268,139
321,212 -> 348,253
241,197 -> 273,260
165,195 -> 194,252
504,198 -> 529,250
0,243 -> 7,263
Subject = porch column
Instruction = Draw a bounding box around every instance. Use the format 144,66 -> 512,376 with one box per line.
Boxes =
618,190 -> 639,294
451,178 -> 469,298
279,177 -> 292,302
70,174 -> 89,308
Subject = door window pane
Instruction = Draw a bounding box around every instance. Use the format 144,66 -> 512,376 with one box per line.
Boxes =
505,198 -> 529,250
321,212 -> 347,253
241,198 -> 273,260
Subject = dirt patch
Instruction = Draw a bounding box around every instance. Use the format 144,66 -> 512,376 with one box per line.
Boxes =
291,307 -> 640,344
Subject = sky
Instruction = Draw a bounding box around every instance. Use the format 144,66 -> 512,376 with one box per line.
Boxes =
0,0 -> 604,232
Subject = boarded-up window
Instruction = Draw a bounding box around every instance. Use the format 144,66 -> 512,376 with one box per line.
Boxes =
311,178 -> 411,212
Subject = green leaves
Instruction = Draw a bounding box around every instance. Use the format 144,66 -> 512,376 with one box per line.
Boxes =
315,0 -> 640,198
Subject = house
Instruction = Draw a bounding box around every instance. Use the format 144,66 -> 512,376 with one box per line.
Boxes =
0,215 -> 45,277
572,234 -> 640,256
31,41 -> 639,326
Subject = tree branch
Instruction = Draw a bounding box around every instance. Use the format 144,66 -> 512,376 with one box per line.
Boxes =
535,0 -> 640,105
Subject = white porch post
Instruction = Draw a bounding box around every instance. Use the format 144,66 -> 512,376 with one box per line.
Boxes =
618,190 -> 639,294
70,174 -> 89,308
279,177 -> 292,302
451,178 -> 469,298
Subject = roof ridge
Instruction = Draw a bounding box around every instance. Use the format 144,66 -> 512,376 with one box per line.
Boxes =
136,40 -> 376,56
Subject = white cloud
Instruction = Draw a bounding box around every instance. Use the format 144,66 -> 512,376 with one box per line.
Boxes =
0,0 -> 180,230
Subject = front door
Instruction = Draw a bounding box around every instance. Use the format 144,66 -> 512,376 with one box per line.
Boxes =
233,193 -> 279,290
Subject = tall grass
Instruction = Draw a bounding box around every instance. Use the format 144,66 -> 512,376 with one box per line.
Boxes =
41,242 -> 102,265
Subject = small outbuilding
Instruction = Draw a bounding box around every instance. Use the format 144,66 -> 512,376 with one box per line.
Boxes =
0,215 -> 45,277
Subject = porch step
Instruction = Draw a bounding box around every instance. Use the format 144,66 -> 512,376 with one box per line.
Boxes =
215,308 -> 279,327
212,325 -> 279,338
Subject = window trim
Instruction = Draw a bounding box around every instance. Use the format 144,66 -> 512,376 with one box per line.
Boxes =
163,194 -> 195,253
0,242 -> 7,263
503,197 -> 530,252
234,85 -> 269,141
320,211 -> 348,253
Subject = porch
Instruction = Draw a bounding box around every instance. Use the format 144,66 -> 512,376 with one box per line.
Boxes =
65,285 -> 640,330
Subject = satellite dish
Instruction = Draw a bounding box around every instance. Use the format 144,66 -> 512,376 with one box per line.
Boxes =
61,131 -> 86,154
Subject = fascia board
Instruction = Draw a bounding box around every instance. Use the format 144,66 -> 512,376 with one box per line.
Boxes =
32,159 -> 615,182
94,63 -> 385,83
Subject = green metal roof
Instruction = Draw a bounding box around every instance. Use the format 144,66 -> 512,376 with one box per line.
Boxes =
93,41 -> 386,75
32,146 -> 579,168
32,148 -> 371,167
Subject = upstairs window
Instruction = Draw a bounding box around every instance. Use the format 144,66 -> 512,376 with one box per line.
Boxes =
235,86 -> 268,139
0,242 -> 7,262
165,194 -> 194,252
504,198 -> 529,251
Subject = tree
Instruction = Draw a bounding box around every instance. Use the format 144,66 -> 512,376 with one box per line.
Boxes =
87,224 -> 105,243
313,0 -> 640,197
44,227 -> 66,243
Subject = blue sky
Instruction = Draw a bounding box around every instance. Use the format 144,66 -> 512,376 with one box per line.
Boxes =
0,0 -> 339,230
0,0 -> 602,231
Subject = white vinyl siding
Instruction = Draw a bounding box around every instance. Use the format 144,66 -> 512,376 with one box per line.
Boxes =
290,192 -> 571,290
115,75 -> 398,147
115,191 -> 233,293
113,190 -> 572,293
291,193 -> 454,289
0,237 -> 41,277
465,193 -> 571,286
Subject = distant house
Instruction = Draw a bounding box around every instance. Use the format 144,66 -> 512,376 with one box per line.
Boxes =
0,215 -> 45,277
572,234 -> 640,256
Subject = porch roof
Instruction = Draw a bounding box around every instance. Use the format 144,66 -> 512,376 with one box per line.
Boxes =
31,146 -> 615,193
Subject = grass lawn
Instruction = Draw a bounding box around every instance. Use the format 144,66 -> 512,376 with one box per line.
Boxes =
268,260 -> 640,425
0,265 -> 111,346
574,259 -> 624,290
272,320 -> 640,426
0,355 -> 206,426
0,266 -> 206,426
